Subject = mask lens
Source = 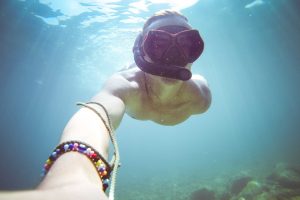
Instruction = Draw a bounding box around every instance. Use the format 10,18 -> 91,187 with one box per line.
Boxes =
176,30 -> 204,63
143,30 -> 171,62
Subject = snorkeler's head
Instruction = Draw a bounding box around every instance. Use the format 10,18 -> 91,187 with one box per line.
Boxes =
142,10 -> 190,35
133,10 -> 204,81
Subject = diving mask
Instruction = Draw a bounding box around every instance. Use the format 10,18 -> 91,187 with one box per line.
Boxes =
133,25 -> 204,81
143,27 -> 204,66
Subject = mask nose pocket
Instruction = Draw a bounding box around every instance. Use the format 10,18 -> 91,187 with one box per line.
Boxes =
163,46 -> 187,66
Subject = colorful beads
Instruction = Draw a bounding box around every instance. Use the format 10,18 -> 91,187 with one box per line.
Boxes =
85,148 -> 92,155
102,178 -> 110,190
73,143 -> 79,151
64,144 -> 69,151
46,159 -> 51,165
42,141 -> 112,191
95,160 -> 102,167
68,143 -> 74,150
99,166 -> 105,172
103,178 -> 109,185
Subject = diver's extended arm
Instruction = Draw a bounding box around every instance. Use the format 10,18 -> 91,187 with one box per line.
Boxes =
36,85 -> 126,198
90,73 -> 129,130
0,76 -> 127,200
0,107 -> 115,200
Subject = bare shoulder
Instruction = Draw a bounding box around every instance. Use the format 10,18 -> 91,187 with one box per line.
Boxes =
101,66 -> 144,99
192,74 -> 209,87
188,74 -> 212,114
117,66 -> 144,86
91,66 -> 144,128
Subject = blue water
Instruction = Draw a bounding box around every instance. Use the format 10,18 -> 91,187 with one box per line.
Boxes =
0,0 -> 300,199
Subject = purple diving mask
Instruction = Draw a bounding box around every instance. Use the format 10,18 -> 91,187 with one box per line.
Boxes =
133,25 -> 204,81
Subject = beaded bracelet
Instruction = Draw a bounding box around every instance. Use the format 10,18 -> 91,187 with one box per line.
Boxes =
77,102 -> 120,200
42,140 -> 112,191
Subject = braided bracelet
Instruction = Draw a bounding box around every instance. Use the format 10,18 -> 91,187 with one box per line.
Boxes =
42,140 -> 112,191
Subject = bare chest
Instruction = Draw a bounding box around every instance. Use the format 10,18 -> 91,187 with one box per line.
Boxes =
125,93 -> 192,125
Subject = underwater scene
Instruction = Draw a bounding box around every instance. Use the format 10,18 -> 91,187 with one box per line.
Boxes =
0,0 -> 300,199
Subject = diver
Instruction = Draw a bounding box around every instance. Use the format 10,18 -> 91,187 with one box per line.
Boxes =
0,10 -> 211,200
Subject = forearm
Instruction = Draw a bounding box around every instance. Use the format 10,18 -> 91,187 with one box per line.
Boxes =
0,190 -> 43,200
61,106 -> 111,157
39,106 -> 112,189
34,106 -> 112,200
0,105 -> 114,199
0,181 -> 108,200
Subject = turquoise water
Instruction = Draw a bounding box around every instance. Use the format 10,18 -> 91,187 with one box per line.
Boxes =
0,0 -> 300,199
